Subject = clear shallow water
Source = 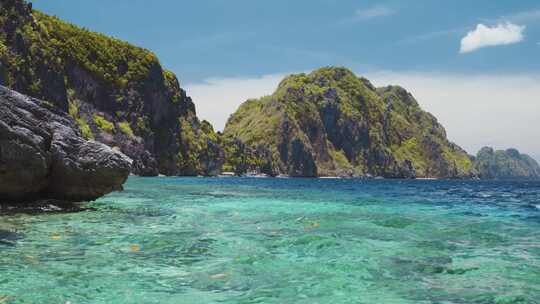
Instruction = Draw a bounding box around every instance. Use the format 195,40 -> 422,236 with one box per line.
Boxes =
1,178 -> 540,304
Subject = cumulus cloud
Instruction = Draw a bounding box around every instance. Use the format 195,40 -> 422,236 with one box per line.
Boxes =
186,71 -> 540,161
460,22 -> 525,53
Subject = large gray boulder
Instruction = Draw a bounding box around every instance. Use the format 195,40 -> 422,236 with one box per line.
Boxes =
0,86 -> 132,203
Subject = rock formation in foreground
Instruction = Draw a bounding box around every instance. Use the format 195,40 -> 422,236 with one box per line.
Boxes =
474,147 -> 540,180
0,0 -> 223,176
0,86 -> 132,203
224,67 -> 475,178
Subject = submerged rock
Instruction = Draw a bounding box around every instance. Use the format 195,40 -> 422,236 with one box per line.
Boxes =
0,229 -> 22,246
0,86 -> 132,203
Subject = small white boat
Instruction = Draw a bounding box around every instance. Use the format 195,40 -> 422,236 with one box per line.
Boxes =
244,172 -> 270,178
219,172 -> 236,177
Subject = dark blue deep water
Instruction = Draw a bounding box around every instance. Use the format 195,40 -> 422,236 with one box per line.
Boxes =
1,177 -> 539,303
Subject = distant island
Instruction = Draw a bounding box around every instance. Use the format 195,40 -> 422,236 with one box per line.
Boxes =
1,0 -> 539,205
474,147 -> 540,180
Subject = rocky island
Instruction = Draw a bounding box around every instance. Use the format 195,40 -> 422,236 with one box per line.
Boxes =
474,147 -> 540,180
223,67 -> 475,178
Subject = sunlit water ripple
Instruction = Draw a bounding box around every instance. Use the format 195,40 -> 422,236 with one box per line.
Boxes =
1,177 -> 539,303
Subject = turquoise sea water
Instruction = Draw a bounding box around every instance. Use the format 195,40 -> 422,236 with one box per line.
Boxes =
1,177 -> 539,304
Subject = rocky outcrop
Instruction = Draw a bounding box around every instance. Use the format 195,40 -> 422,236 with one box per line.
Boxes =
0,0 -> 222,176
0,86 -> 132,203
224,67 -> 475,178
474,147 -> 540,180
220,136 -> 275,176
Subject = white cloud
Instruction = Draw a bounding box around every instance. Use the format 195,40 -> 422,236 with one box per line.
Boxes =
185,74 -> 285,131
186,71 -> 540,161
460,22 -> 525,53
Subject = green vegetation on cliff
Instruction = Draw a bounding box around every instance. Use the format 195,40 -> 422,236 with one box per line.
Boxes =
93,114 -> 115,133
0,2 -> 157,95
0,0 -> 222,176
219,134 -> 275,176
474,147 -> 540,179
35,11 -> 158,87
176,119 -> 223,176
225,67 -> 474,178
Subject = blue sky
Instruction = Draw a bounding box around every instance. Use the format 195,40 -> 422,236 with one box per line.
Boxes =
34,0 -> 540,82
33,1 -> 540,159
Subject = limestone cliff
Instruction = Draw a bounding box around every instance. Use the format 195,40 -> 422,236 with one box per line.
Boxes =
0,0 -> 222,176
224,67 -> 475,178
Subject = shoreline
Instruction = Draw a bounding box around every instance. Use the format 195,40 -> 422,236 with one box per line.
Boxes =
132,174 -> 502,181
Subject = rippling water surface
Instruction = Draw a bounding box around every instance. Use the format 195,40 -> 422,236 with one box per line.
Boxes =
1,177 -> 539,303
